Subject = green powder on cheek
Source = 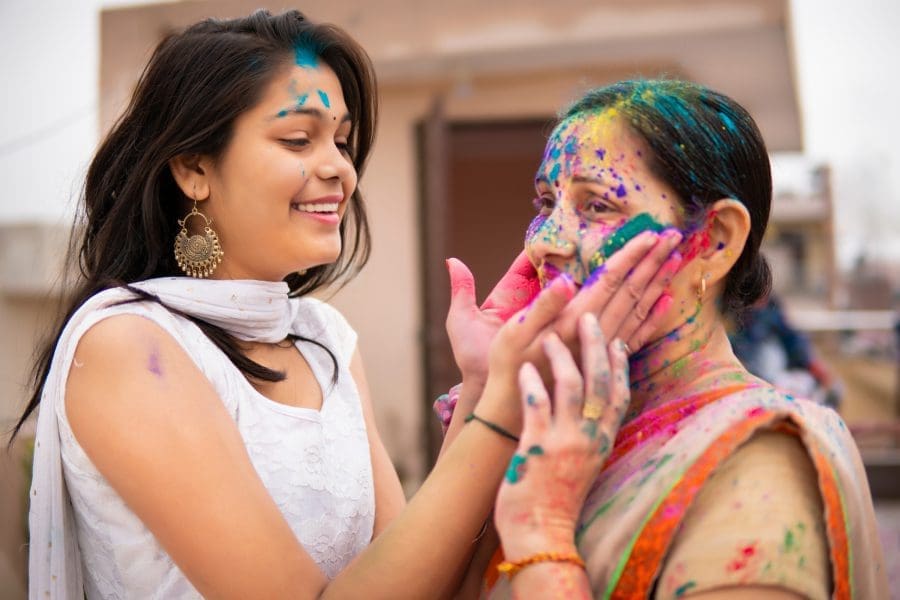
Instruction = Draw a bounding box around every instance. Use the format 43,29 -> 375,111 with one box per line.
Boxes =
587,212 -> 668,272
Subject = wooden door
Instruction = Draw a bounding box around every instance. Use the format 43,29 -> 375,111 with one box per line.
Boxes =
419,114 -> 553,461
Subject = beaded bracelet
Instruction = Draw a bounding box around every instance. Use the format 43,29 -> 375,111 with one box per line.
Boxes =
464,413 -> 520,443
497,551 -> 586,579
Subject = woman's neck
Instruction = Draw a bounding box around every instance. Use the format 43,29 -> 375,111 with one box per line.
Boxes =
626,300 -> 763,420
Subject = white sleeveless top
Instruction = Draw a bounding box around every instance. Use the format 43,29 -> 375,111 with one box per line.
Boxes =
30,279 -> 375,599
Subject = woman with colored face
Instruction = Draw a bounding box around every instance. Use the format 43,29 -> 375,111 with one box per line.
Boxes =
15,10 -> 672,599
476,81 -> 887,598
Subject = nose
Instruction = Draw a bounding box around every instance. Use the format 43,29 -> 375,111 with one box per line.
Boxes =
314,144 -> 355,183
528,208 -> 578,265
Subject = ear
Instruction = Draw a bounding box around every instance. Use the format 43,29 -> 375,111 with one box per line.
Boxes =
694,198 -> 750,293
168,154 -> 213,202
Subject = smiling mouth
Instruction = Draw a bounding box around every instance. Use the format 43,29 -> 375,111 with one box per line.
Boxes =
291,201 -> 340,213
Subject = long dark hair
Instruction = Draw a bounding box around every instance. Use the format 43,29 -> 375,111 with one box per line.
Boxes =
561,79 -> 772,316
11,10 -> 377,441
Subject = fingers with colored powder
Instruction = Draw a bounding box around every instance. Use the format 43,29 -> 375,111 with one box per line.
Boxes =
493,313 -> 631,598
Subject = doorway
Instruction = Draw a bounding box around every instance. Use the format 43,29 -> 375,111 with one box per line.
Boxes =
418,116 -> 554,461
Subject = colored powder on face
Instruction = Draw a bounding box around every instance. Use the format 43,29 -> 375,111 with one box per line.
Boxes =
548,162 -> 561,183
526,445 -> 544,456
294,44 -> 319,69
716,241 -> 726,250
296,93 -> 309,106
276,109 -> 289,118
505,454 -> 528,484
596,148 -> 606,160
615,183 -> 628,198
593,212 -> 668,264
317,89 -> 331,108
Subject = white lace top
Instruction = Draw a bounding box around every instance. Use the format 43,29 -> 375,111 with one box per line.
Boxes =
39,280 -> 375,599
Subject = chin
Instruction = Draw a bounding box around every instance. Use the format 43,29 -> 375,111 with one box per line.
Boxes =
296,248 -> 342,273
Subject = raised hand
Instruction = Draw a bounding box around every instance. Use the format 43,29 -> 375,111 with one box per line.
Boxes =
446,230 -> 681,387
445,251 -> 540,385
494,314 -> 630,558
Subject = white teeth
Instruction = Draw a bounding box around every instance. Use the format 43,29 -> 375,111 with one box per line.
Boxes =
294,202 -> 339,213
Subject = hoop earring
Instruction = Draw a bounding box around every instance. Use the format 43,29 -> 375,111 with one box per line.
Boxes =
174,201 -> 223,278
697,273 -> 707,300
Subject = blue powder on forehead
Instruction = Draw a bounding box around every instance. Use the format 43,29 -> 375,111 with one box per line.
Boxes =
294,44 -> 319,68
317,89 -> 331,108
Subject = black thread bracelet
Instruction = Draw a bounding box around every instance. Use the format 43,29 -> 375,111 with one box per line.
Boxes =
464,413 -> 520,443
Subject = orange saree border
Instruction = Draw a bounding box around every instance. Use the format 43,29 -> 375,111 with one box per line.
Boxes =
608,410 -> 851,599
604,384 -> 752,472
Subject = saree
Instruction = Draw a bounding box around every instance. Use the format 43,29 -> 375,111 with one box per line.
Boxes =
484,384 -> 887,598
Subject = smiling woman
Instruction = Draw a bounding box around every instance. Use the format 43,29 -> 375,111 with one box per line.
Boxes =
167,61 -> 358,281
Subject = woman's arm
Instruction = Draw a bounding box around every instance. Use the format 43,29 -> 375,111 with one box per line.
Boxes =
349,350 -> 406,537
67,315 -> 324,597
65,275 -> 574,599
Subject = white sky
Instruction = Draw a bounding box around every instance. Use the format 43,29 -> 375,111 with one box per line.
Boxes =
1,0 -> 898,269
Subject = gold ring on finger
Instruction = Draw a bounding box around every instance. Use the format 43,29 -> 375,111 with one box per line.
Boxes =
582,403 -> 603,420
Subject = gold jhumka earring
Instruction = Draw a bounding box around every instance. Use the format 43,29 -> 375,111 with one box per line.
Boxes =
174,201 -> 223,278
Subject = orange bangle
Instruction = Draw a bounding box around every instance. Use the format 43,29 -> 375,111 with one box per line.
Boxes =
496,551 -> 586,579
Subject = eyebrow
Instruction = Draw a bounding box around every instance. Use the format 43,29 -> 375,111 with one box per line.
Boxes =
275,106 -> 352,124
534,174 -> 613,187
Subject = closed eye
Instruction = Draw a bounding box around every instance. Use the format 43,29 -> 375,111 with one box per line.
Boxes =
280,138 -> 309,148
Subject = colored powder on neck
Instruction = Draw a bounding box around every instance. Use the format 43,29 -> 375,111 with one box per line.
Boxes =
294,45 -> 319,69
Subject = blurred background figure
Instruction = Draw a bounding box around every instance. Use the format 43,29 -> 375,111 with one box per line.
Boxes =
730,294 -> 842,409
